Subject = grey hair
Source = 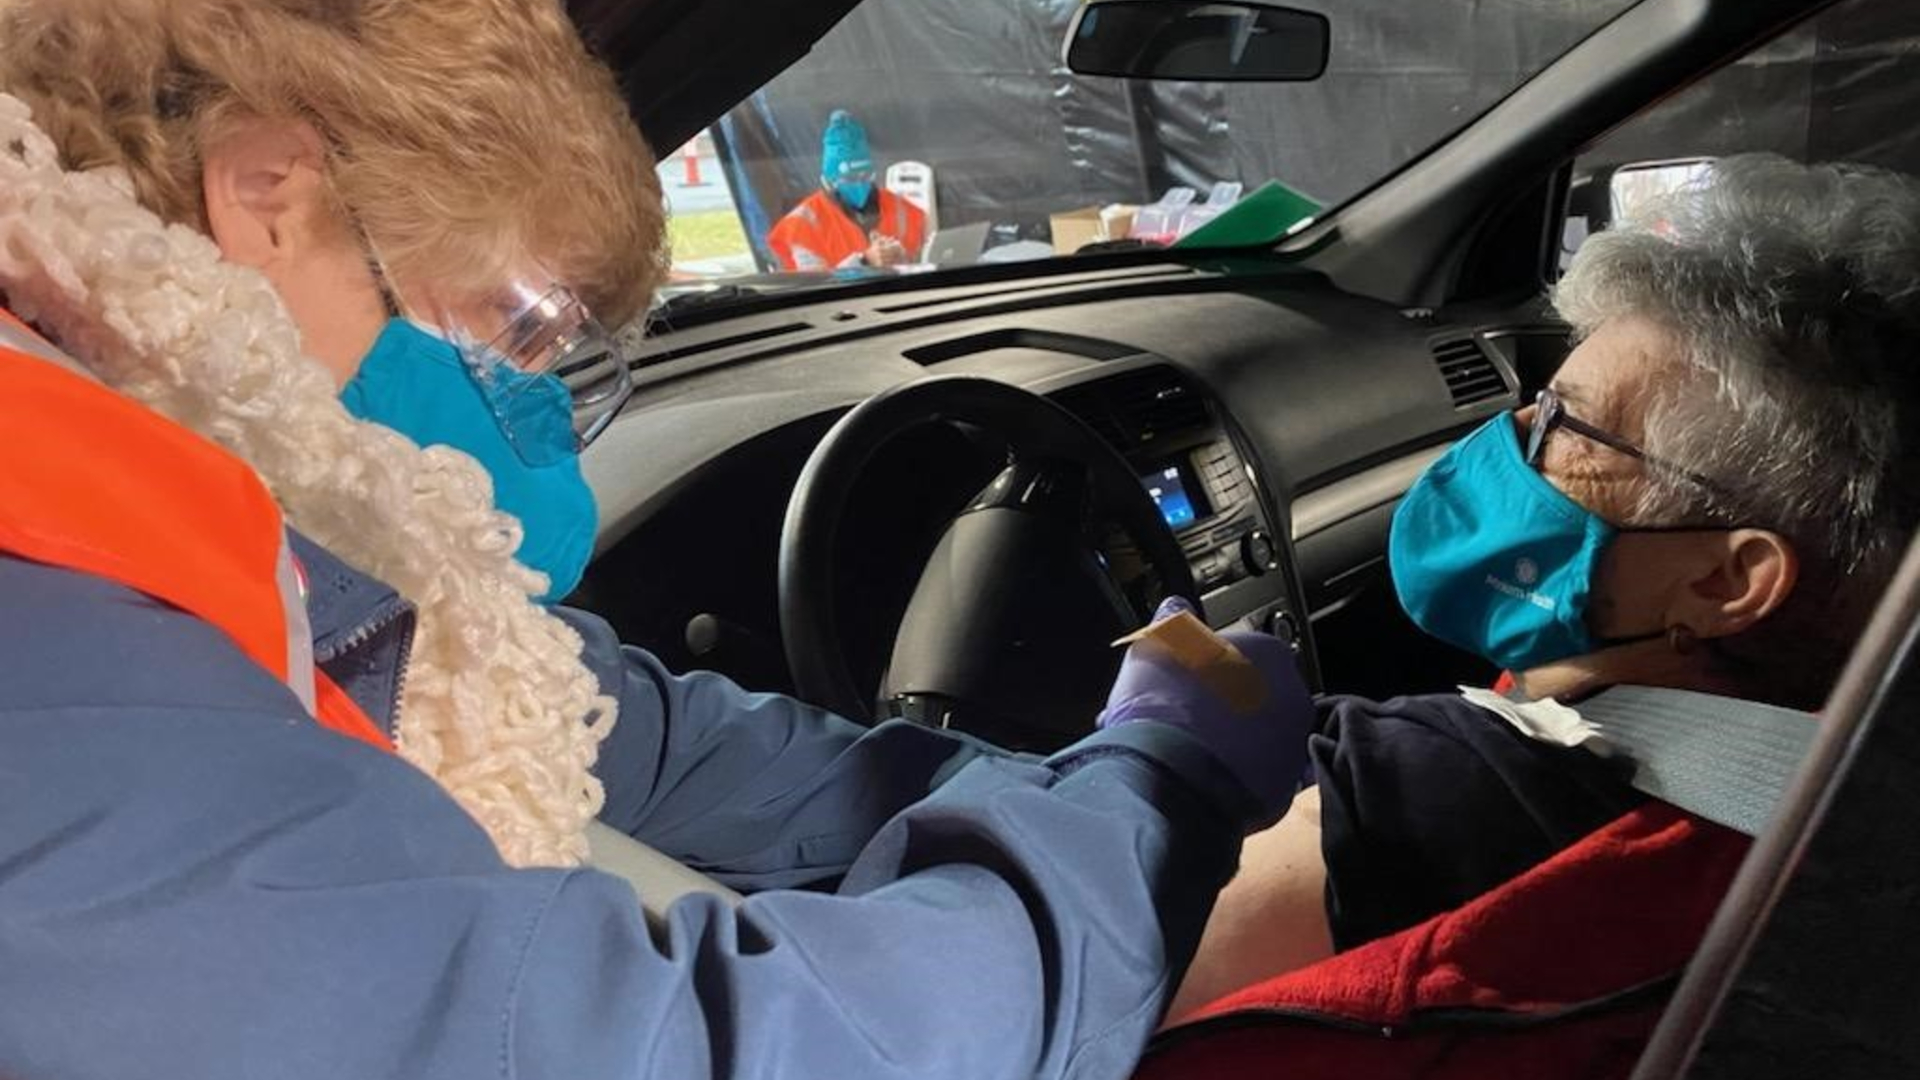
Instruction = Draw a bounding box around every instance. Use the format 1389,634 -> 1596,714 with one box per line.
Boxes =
1554,154 -> 1920,704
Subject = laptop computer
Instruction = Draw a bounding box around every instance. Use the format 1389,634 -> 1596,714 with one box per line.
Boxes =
921,221 -> 993,266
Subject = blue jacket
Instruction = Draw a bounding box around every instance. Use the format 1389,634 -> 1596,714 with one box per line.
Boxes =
0,534 -> 1251,1079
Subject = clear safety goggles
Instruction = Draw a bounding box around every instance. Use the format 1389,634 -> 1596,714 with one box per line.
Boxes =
367,252 -> 633,467
427,279 -> 634,467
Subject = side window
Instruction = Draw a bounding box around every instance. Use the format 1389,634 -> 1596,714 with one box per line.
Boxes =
1559,0 -> 1920,269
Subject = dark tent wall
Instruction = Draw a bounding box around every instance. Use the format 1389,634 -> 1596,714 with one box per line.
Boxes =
716,0 -> 1138,258
714,0 -> 1917,268
1216,3 -> 1641,204
718,0 -> 1636,265
1578,0 -> 1920,175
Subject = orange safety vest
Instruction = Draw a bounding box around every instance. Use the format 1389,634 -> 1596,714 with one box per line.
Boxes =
0,310 -> 392,752
766,188 -> 929,271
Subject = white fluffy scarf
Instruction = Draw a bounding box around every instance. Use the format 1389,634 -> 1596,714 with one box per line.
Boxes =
0,93 -> 612,868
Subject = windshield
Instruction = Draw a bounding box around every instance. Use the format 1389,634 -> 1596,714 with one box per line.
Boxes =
658,0 -> 1638,302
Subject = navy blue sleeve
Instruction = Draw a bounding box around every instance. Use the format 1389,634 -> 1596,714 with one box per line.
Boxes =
559,605 -> 1019,891
3,556 -> 1247,1080
1311,693 -> 1644,951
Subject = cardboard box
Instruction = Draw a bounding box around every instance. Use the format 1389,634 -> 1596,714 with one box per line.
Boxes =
1050,204 -> 1137,255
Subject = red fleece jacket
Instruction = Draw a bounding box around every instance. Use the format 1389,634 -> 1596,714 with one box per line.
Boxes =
1138,803 -> 1748,1080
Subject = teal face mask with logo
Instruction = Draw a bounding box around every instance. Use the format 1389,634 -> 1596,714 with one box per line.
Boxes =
1388,414 -> 1615,672
342,318 -> 597,602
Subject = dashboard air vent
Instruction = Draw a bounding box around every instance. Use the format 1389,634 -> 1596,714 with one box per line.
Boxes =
1052,368 -> 1210,451
1430,336 -> 1509,409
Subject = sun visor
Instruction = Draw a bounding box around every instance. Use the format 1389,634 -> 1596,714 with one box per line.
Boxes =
566,0 -> 865,154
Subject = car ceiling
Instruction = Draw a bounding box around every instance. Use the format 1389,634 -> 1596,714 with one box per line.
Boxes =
566,0 -> 865,153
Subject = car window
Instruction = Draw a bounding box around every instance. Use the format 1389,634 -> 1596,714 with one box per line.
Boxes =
658,0 -> 1638,304
1559,0 -> 1920,268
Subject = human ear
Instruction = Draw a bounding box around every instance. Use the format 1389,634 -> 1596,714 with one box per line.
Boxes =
199,116 -> 388,385
1671,529 -> 1800,640
200,116 -> 332,272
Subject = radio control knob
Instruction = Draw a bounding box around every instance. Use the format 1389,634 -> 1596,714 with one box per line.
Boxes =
1240,529 -> 1279,575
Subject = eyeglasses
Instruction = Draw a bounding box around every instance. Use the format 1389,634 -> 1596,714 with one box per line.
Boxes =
1523,388 -> 1723,493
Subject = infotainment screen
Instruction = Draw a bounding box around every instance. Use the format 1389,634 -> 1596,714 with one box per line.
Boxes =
1142,465 -> 1198,530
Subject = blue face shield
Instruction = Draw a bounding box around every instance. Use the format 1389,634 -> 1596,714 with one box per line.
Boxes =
342,319 -> 597,602
1388,414 -> 1615,672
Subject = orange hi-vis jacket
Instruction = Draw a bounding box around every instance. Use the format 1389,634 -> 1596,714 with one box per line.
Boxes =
0,310 -> 391,752
766,188 -> 929,271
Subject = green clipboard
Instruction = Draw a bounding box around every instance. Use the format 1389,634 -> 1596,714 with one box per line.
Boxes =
1174,180 -> 1322,250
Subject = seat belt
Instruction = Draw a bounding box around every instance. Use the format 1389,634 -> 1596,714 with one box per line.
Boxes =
1462,685 -> 1818,838
584,820 -> 744,930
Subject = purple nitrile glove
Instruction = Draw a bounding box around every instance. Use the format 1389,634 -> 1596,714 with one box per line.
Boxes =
1097,596 -> 1314,821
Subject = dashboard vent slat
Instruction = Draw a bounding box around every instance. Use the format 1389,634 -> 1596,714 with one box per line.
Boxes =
1430,336 -> 1510,409
1051,368 -> 1210,452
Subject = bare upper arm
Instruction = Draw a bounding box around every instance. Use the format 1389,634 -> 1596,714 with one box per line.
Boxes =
1164,785 -> 1333,1026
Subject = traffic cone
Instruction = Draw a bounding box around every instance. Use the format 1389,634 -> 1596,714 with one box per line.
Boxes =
681,145 -> 708,187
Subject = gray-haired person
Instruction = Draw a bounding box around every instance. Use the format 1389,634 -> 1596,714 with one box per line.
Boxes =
1166,154 -> 1920,1019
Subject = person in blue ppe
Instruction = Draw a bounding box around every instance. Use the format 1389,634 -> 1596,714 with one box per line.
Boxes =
0,4 -> 1315,1079
766,109 -> 931,271
1166,155 -> 1920,1021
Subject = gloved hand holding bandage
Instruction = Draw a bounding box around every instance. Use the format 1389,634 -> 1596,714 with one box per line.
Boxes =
1097,596 -> 1314,821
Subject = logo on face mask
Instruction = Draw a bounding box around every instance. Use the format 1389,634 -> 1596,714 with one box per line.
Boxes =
1490,557 -> 1559,610
1484,568 -> 1559,613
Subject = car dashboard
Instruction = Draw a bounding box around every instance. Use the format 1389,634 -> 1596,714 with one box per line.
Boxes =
573,257 -> 1558,703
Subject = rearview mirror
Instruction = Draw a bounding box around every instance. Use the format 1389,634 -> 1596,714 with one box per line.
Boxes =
1064,0 -> 1331,82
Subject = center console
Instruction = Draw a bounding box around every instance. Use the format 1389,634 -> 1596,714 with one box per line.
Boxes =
1048,364 -> 1302,646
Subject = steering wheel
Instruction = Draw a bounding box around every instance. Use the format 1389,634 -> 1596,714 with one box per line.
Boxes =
779,376 -> 1197,748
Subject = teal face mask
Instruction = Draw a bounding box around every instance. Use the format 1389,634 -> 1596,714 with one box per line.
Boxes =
834,179 -> 875,211
342,319 -> 597,602
1388,414 -> 1615,672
